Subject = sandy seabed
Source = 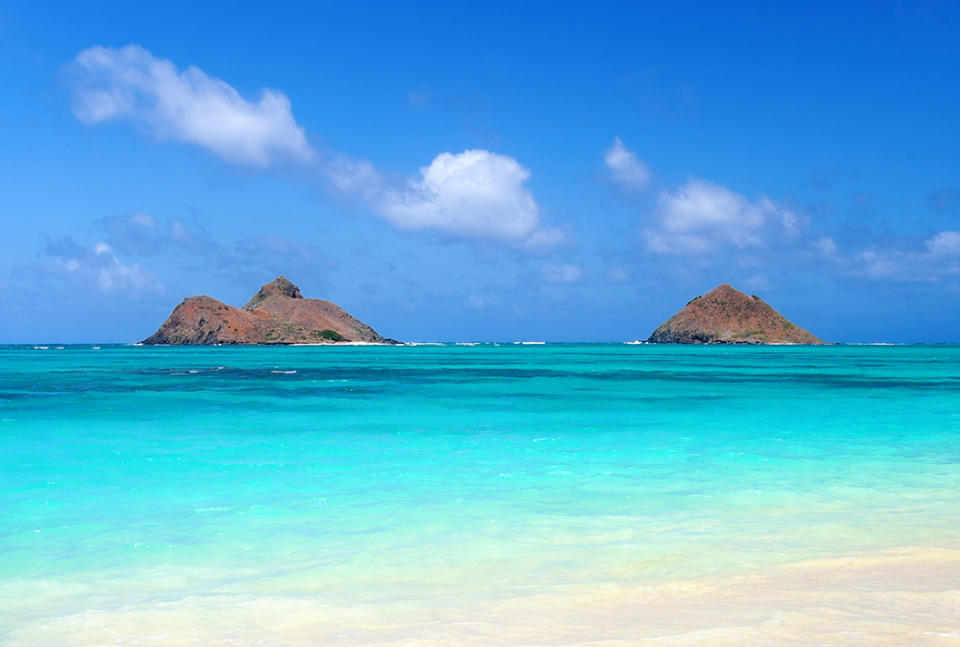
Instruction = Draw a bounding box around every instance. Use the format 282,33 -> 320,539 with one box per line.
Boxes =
5,544 -> 959,646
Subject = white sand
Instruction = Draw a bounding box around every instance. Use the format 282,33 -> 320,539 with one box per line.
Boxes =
5,544 -> 959,646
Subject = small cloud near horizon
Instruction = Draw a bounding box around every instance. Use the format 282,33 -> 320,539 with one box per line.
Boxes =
817,230 -> 960,283
34,236 -> 165,298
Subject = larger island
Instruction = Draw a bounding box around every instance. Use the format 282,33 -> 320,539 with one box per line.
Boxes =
142,277 -> 394,345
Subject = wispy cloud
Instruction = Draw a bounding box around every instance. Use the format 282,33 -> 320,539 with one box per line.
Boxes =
601,140 -> 960,292
646,179 -> 799,254
604,137 -> 651,193
602,140 -> 799,256
406,89 -> 431,110
69,45 -> 314,168
819,230 -> 960,283
467,294 -> 497,309
541,263 -> 583,284
19,212 -> 343,303
102,213 -> 335,282
68,45 -> 564,249
98,212 -> 216,257
38,237 -> 165,297
606,267 -> 631,283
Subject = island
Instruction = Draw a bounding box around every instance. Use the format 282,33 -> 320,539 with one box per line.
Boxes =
647,284 -> 824,344
142,276 -> 396,345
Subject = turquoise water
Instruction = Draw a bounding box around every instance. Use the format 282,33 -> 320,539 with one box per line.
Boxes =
2,343 -> 959,643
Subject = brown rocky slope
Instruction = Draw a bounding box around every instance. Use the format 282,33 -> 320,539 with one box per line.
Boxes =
647,284 -> 824,344
142,277 -> 393,344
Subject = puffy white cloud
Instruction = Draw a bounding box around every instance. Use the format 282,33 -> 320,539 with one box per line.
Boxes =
541,263 -> 583,284
646,179 -> 798,254
373,149 -> 561,247
604,137 -> 651,192
601,140 -> 801,258
70,45 -> 314,167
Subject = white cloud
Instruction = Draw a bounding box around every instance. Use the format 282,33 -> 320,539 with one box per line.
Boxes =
69,46 -> 561,248
927,231 -> 960,255
129,212 -> 155,228
857,249 -> 898,279
45,238 -> 164,296
604,137 -> 651,192
816,236 -> 839,257
646,179 -> 797,254
373,149 -> 562,247
541,263 -> 583,284
819,230 -> 960,282
70,45 -> 314,167
324,154 -> 384,202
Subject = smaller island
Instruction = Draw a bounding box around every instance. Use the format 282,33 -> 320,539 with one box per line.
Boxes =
142,277 -> 395,345
647,284 -> 824,344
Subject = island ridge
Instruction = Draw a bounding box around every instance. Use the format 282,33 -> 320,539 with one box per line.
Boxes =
142,277 -> 392,345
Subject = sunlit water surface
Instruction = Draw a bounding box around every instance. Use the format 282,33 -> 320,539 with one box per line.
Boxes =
1,344 -> 959,644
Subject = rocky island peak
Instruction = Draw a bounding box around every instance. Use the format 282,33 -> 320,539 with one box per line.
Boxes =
648,283 -> 824,345
142,276 -> 391,345
244,276 -> 303,309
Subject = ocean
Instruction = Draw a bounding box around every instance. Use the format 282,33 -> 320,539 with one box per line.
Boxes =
1,343 -> 959,645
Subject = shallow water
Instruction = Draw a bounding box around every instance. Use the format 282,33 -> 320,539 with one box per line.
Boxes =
1,343 -> 959,644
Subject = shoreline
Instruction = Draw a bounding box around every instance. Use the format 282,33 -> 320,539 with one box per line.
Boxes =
4,543 -> 958,645
288,341 -> 398,346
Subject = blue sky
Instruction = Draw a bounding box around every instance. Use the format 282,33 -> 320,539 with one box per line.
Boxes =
1,1 -> 958,342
